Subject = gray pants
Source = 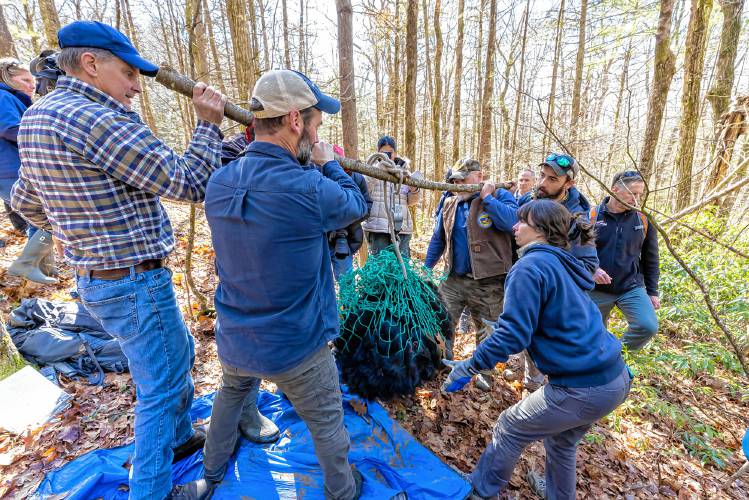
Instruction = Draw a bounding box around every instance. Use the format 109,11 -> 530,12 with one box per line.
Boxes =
365,231 -> 412,259
439,274 -> 504,348
203,346 -> 356,500
470,366 -> 631,499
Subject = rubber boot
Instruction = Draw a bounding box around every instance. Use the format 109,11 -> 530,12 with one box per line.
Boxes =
238,379 -> 280,444
7,230 -> 58,284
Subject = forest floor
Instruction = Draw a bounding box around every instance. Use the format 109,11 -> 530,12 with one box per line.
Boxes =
0,203 -> 748,499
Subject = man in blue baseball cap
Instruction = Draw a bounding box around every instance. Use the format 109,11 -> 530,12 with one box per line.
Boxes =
181,70 -> 367,499
11,20 -> 227,500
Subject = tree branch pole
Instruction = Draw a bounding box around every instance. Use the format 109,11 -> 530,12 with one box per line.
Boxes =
154,65 -> 505,193
535,99 -> 749,381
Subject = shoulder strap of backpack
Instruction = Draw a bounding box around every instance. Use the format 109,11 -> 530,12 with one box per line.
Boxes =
638,212 -> 648,237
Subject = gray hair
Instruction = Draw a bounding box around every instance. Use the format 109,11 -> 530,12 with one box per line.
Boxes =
518,168 -> 536,177
56,47 -> 113,74
0,58 -> 31,89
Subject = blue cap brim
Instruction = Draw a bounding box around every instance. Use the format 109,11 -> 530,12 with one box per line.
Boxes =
314,93 -> 341,115
114,50 -> 159,77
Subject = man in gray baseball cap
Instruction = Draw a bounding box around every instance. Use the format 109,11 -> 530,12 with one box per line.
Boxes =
179,70 -> 367,499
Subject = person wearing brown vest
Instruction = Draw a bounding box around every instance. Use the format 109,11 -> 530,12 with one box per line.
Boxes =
425,158 -> 518,391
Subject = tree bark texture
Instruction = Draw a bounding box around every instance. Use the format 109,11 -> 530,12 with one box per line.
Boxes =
478,0 -> 498,166
569,0 -> 588,154
227,0 -> 255,106
707,0 -> 744,130
706,95 -> 748,196
0,5 -> 18,58
0,321 -> 25,381
639,0 -> 677,181
451,0 -> 465,163
282,0 -> 291,67
543,0 -> 565,153
510,0 -> 531,169
39,0 -> 61,49
431,0 -> 444,185
336,0 -> 359,158
404,0 -> 418,161
674,0 -> 713,211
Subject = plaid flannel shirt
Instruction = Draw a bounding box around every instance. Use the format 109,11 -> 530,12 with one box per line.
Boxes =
11,76 -> 223,269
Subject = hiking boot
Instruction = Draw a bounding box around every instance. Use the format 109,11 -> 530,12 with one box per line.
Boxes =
7,230 -> 58,285
172,427 -> 206,463
351,466 -> 363,499
526,470 -> 547,499
239,380 -> 280,444
167,479 -> 217,500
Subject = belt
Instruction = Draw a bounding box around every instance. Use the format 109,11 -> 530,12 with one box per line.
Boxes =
76,259 -> 163,280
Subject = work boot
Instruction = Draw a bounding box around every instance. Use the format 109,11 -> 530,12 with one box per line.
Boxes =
167,479 -> 218,500
7,230 -> 58,285
172,427 -> 207,463
239,379 -> 280,444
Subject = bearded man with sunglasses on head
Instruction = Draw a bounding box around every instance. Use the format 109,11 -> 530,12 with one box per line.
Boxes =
588,170 -> 660,351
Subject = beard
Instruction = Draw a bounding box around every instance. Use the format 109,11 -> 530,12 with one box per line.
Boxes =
296,127 -> 313,165
536,185 -> 565,200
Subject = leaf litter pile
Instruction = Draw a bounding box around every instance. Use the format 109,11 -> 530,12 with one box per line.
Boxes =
1,205 -> 748,499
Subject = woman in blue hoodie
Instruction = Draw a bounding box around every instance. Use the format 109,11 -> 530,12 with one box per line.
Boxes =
0,58 -> 57,283
443,199 -> 631,500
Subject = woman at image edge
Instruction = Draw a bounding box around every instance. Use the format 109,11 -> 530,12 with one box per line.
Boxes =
442,199 -> 632,500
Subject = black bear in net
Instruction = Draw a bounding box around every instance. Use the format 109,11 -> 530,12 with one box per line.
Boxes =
334,284 -> 453,401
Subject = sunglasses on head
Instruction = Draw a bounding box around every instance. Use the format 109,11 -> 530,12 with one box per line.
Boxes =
545,153 -> 574,169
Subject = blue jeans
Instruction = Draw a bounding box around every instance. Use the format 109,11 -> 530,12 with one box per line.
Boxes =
331,253 -> 353,281
589,286 -> 659,351
76,267 -> 196,500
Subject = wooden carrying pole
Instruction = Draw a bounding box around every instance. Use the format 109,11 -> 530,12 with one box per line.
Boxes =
155,65 -> 500,193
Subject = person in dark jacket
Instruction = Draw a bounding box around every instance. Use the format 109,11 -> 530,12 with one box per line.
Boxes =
196,70 -> 367,500
442,200 -> 631,500
0,58 -> 58,284
425,158 -> 518,390
590,170 -> 660,351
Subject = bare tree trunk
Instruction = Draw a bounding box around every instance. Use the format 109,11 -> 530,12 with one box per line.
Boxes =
0,321 -> 25,381
543,0 -> 565,153
257,0 -> 270,70
674,0 -> 714,210
185,0 -> 210,314
393,0 -> 402,143
451,0 -> 465,163
282,0 -> 291,67
248,0 -> 261,83
472,0 -> 486,157
478,0 -> 498,166
22,1 -> 41,56
227,0 -> 255,106
606,43 -> 632,165
0,5 -> 18,58
707,0 -> 744,129
298,0 -> 305,71
431,0 -> 444,184
722,129 -> 749,212
707,96 -> 748,197
38,0 -> 61,49
510,0 -> 531,168
569,0 -> 588,155
336,0 -> 359,158
639,0 -> 677,181
204,0 -> 227,94
404,0 -> 418,160
121,0 -> 159,134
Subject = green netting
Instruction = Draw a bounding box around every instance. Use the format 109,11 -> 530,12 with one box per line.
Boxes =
337,247 -> 447,360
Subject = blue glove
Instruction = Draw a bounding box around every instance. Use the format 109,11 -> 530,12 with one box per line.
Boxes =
441,359 -> 479,393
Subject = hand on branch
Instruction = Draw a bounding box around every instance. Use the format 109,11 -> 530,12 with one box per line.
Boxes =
311,141 -> 335,165
592,268 -> 612,285
480,182 -> 496,199
192,82 -> 227,125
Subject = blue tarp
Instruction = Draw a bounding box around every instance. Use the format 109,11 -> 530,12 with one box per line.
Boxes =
34,389 -> 471,499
